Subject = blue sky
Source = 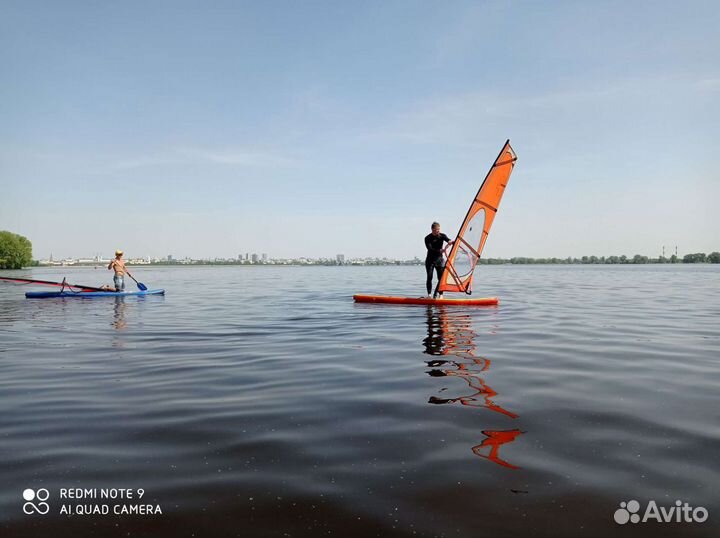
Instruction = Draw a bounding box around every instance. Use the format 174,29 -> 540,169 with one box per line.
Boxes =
1,1 -> 718,259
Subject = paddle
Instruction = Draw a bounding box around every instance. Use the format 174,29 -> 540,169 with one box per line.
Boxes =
127,273 -> 148,291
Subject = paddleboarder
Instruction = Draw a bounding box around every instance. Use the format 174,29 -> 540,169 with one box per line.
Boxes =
107,250 -> 133,292
425,222 -> 453,298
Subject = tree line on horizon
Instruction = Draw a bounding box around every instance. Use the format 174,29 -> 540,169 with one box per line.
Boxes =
478,252 -> 720,265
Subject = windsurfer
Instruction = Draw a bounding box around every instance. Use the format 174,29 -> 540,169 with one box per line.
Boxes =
107,250 -> 132,292
424,222 -> 453,298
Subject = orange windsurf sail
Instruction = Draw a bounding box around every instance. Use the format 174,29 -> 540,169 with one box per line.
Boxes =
437,140 -> 517,295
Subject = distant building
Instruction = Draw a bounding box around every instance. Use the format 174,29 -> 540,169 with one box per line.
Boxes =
251,253 -> 259,263
262,253 -> 268,263
336,254 -> 345,264
167,254 -> 174,262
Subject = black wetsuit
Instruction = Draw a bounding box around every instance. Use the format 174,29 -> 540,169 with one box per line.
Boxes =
424,232 -> 451,295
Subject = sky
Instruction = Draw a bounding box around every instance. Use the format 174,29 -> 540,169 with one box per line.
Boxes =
1,0 -> 718,260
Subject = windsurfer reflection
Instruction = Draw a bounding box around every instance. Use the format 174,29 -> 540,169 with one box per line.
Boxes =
424,222 -> 453,299
423,305 -> 523,468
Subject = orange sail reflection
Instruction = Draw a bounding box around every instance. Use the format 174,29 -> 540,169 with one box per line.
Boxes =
472,429 -> 523,470
423,306 -> 523,468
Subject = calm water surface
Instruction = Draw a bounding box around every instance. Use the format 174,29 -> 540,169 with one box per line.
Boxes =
0,265 -> 718,537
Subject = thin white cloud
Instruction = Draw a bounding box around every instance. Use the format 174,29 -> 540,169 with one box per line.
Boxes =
181,147 -> 299,167
103,146 -> 301,172
694,77 -> 720,91
347,73 -> 719,151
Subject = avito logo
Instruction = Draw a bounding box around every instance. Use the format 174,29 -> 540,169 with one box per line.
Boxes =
23,488 -> 50,515
614,499 -> 708,525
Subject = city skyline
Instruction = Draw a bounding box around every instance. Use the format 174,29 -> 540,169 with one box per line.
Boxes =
1,2 -> 718,260
34,244 -> 713,266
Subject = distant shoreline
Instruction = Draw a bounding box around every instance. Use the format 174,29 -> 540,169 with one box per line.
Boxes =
29,252 -> 720,268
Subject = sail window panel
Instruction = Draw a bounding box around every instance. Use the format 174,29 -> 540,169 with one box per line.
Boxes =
453,209 -> 486,278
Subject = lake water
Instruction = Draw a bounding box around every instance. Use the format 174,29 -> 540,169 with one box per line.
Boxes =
0,264 -> 718,537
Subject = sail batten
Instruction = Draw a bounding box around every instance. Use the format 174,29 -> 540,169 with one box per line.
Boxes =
436,140 -> 517,295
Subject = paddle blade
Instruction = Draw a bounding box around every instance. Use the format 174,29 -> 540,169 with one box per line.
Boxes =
137,282 -> 148,291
